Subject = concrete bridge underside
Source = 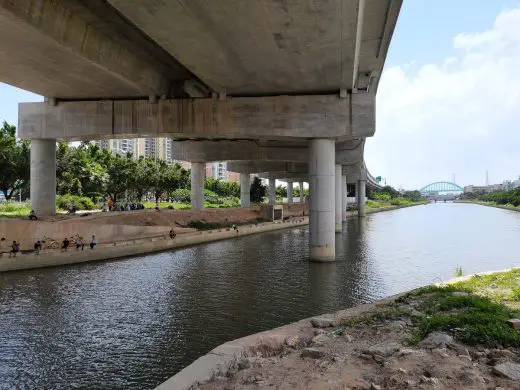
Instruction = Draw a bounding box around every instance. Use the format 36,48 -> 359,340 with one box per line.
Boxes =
2,0 -> 402,262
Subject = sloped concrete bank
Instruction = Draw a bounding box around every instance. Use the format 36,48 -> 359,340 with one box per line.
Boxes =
0,219 -> 308,272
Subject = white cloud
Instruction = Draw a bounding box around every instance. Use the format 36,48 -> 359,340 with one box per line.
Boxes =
366,7 -> 520,189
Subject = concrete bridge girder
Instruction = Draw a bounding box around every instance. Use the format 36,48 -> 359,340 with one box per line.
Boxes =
170,139 -> 364,165
18,94 -> 375,142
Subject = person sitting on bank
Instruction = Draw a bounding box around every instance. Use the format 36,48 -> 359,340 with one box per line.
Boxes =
90,234 -> 98,249
169,229 -> 176,239
34,240 -> 42,255
28,210 -> 38,220
9,241 -> 20,257
61,237 -> 70,252
76,237 -> 85,251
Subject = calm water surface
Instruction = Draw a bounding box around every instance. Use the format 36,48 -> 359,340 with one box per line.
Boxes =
1,203 -> 520,389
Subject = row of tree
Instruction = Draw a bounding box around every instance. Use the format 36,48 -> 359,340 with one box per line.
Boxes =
1,121 -> 268,204
461,188 -> 520,206
1,120 -> 415,205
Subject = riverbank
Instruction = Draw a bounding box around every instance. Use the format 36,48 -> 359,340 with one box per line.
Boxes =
456,200 -> 520,213
0,218 -> 308,272
160,268 -> 520,389
0,202 -> 426,272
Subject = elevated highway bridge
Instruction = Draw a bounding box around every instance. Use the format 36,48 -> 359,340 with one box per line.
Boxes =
1,0 -> 402,261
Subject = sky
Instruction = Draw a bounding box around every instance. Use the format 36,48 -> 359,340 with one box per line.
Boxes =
366,0 -> 520,189
1,1 -> 520,190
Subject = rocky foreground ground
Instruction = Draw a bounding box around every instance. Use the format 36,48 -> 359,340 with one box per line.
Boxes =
195,269 -> 520,389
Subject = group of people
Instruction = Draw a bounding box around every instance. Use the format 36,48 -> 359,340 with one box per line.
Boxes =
102,199 -> 145,212
0,235 -> 98,257
60,235 -> 97,252
1,238 -> 21,257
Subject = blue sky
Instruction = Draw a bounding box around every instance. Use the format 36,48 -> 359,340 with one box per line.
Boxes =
2,1 -> 520,189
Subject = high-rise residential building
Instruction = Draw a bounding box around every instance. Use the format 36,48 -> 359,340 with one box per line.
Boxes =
93,137 -> 174,163
93,139 -> 137,155
204,162 -> 239,182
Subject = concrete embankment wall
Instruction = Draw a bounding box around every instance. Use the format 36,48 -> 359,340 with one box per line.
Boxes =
0,219 -> 308,272
0,220 -> 174,251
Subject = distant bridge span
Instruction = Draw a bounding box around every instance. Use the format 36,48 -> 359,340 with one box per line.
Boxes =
420,182 -> 463,193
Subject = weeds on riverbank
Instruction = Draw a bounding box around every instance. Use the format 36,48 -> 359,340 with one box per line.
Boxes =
404,269 -> 520,347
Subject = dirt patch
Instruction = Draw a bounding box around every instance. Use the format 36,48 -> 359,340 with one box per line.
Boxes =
195,291 -> 520,390
56,204 -> 307,228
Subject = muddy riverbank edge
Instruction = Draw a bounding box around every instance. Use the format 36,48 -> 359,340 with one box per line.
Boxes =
157,267 -> 520,390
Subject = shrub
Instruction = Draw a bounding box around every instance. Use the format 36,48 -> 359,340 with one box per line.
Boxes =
56,194 -> 96,210
170,188 -> 191,203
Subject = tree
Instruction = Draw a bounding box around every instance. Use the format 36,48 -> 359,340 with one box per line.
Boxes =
276,185 -> 287,197
105,153 -> 136,203
0,122 -> 30,201
250,177 -> 266,203
403,190 -> 422,201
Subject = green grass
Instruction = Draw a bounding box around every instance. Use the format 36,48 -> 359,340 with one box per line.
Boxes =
366,199 -> 426,209
405,269 -> 520,347
143,199 -> 241,210
0,202 -> 32,218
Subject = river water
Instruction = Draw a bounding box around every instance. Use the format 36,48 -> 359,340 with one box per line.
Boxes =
1,203 -> 520,389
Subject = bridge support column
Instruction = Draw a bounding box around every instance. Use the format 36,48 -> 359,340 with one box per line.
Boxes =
287,182 -> 293,203
191,162 -> 205,210
335,164 -> 342,232
268,179 -> 276,205
299,181 -> 305,202
341,175 -> 347,222
30,139 -> 56,216
357,179 -> 366,217
309,139 -> 335,262
240,173 -> 250,208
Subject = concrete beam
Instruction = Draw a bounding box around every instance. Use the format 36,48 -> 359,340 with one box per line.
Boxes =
0,0 -> 193,98
259,172 -> 308,181
227,161 -> 307,174
171,139 -> 363,164
18,94 -> 375,141
171,140 -> 307,163
342,162 -> 367,181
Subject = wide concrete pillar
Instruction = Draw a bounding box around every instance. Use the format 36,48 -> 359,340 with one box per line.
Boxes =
341,175 -> 347,222
287,182 -> 293,203
240,173 -> 250,208
358,179 -> 366,217
299,181 -> 304,202
268,179 -> 276,205
191,162 -> 205,210
30,139 -> 56,215
335,164 -> 342,232
309,139 -> 335,262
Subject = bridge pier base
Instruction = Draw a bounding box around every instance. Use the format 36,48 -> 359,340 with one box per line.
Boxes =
309,139 -> 335,262
357,180 -> 366,217
268,179 -> 276,205
341,175 -> 347,222
335,164 -> 342,232
240,174 -> 250,208
287,182 -> 293,203
191,162 -> 205,210
30,139 -> 56,216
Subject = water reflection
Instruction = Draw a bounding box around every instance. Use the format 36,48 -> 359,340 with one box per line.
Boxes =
1,203 -> 520,389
